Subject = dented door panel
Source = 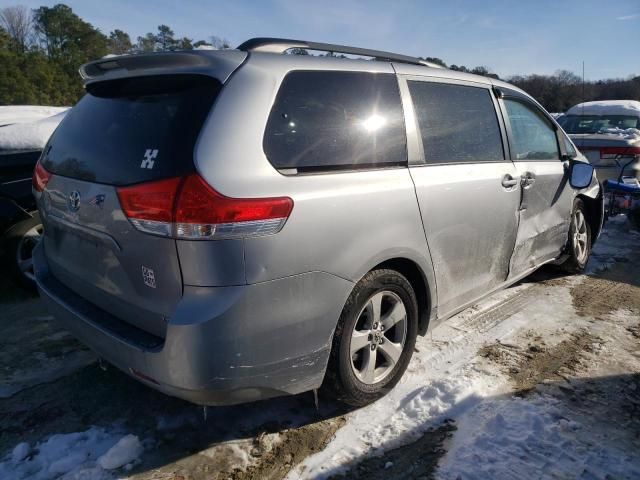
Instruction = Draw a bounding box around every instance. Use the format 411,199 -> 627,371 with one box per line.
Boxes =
508,161 -> 573,277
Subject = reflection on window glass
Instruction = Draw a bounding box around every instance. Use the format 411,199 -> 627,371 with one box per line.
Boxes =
264,71 -> 406,171
408,81 -> 504,163
504,99 -> 559,160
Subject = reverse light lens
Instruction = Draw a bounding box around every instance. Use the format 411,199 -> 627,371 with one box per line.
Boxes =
116,173 -> 293,240
32,161 -> 52,192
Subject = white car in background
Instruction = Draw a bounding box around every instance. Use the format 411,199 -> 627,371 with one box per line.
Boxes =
558,100 -> 640,182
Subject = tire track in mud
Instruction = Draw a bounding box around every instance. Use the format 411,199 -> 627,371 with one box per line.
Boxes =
456,287 -> 538,334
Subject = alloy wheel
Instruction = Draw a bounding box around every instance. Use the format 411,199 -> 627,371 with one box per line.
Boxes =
572,209 -> 588,263
349,290 -> 408,384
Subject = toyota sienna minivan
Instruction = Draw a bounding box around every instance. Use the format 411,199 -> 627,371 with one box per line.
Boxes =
32,38 -> 603,406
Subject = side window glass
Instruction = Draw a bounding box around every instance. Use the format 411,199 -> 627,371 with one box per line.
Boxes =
408,81 -> 504,163
264,71 -> 406,172
504,99 -> 560,161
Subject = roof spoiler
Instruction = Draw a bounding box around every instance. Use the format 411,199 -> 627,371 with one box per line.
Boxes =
78,50 -> 247,83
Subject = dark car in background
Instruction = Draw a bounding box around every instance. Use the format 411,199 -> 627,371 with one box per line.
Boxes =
0,107 -> 67,288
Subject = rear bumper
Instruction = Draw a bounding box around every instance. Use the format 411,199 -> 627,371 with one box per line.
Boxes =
34,243 -> 353,405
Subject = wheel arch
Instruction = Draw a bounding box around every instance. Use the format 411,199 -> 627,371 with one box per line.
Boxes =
577,191 -> 604,246
370,257 -> 433,336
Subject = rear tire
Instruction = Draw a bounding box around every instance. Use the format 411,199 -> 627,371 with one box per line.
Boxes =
558,199 -> 591,274
323,269 -> 418,407
3,213 -> 43,290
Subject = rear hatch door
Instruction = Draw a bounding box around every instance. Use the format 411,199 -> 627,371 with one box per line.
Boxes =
39,74 -> 222,338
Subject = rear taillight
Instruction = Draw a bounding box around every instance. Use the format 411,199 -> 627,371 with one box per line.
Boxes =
600,146 -> 640,158
116,173 -> 293,240
32,160 -> 52,192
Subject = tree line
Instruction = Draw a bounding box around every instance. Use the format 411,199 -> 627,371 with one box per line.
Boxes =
0,4 -> 230,105
1,3 -> 639,112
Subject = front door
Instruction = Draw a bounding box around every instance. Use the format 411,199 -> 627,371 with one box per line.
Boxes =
500,96 -> 573,279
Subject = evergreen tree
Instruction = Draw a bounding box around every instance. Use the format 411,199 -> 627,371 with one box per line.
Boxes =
108,29 -> 132,55
33,4 -> 108,67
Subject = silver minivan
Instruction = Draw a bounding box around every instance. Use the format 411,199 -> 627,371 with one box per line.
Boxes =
33,38 -> 603,406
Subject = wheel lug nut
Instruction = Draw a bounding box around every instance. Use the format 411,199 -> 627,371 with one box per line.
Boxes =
380,338 -> 384,344
372,322 -> 378,329
380,325 -> 385,331
371,344 -> 376,350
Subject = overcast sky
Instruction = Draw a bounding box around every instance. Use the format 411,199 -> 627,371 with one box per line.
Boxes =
4,0 -> 639,80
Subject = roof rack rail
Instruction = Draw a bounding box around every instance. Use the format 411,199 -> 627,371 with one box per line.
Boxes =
237,37 -> 444,69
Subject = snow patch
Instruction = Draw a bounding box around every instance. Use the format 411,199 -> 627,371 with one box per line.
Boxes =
597,127 -> 640,139
11,443 -> 30,463
0,106 -> 69,126
0,427 -> 143,480
566,100 -> 640,117
437,393 -> 640,479
288,374 -> 497,479
0,111 -> 67,151
97,434 -> 143,470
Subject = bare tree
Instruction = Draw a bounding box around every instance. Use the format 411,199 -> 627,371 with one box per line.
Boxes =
0,5 -> 32,52
210,35 -> 231,50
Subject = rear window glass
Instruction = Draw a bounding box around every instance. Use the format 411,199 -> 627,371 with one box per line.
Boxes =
408,81 -> 504,163
559,114 -> 640,134
264,71 -> 406,172
41,75 -> 220,185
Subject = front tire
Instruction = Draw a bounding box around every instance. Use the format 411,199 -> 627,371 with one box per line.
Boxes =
558,199 -> 591,273
323,269 -> 418,407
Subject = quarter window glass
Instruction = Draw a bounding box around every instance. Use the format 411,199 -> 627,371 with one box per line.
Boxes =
504,99 -> 559,161
563,135 -> 577,157
408,81 -> 504,163
264,71 -> 406,171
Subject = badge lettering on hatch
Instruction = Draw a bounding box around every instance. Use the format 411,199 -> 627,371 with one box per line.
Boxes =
140,149 -> 158,169
141,265 -> 156,288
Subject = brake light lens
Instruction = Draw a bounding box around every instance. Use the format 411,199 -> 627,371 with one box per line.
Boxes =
117,173 -> 293,240
600,146 -> 640,158
32,160 -> 52,192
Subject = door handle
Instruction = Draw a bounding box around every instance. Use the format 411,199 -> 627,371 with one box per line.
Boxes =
501,174 -> 519,189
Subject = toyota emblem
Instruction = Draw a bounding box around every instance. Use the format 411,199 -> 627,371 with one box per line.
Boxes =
68,190 -> 81,212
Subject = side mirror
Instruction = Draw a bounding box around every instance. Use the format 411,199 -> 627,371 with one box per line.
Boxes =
570,162 -> 594,189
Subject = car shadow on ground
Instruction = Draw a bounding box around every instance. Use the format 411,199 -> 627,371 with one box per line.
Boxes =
0,357 -> 353,478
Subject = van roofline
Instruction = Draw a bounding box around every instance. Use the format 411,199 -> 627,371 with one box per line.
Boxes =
78,41 -> 530,102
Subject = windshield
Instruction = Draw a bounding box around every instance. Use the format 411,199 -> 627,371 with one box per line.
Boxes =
559,114 -> 640,134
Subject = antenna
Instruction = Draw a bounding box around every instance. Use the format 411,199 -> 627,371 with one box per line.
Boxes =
582,60 -> 585,116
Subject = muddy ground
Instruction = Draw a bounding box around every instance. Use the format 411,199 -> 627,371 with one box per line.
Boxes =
1,219 -> 639,480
